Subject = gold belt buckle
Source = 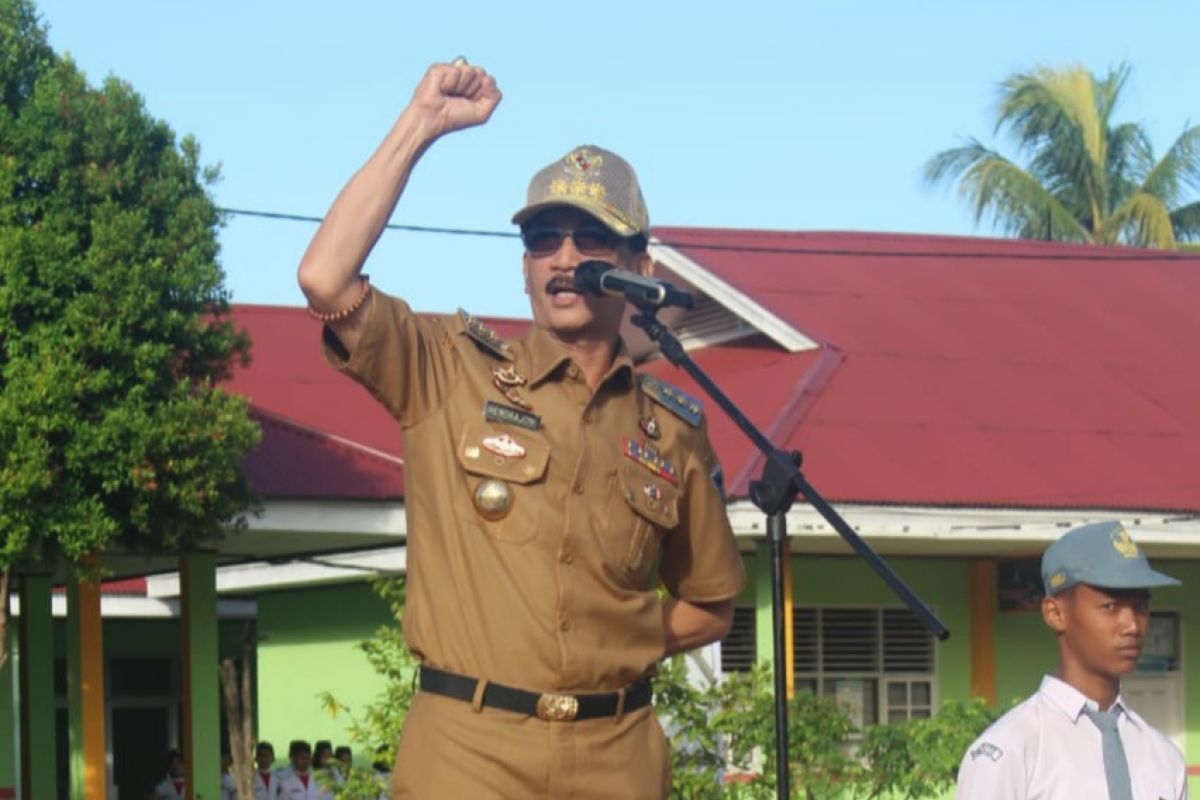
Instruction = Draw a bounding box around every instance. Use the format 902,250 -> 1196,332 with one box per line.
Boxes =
536,692 -> 580,721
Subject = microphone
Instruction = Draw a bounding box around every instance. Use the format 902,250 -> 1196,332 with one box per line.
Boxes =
573,261 -> 695,310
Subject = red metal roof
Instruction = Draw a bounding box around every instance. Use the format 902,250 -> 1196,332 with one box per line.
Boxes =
228,230 -> 1200,513
656,228 -> 1200,511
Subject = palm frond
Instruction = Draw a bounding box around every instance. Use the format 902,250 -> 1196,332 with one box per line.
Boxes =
931,145 -> 1088,241
1169,200 -> 1200,242
996,65 -> 1108,227
1108,192 -> 1176,248
1141,124 -> 1200,208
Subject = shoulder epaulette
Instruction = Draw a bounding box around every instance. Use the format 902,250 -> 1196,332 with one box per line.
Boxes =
640,374 -> 703,427
457,308 -> 512,361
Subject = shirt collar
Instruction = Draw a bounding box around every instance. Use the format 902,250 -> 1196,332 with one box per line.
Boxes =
522,324 -> 634,388
1038,674 -> 1139,728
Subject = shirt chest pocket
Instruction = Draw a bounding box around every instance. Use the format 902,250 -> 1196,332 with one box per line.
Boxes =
605,462 -> 679,583
456,422 -> 551,543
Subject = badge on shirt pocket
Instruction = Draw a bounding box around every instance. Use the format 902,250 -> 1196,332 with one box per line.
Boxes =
458,422 -> 550,542
608,462 -> 679,581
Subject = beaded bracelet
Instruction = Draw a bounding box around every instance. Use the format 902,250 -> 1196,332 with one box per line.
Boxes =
307,275 -> 370,323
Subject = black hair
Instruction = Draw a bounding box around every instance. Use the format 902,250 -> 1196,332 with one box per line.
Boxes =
288,740 -> 311,757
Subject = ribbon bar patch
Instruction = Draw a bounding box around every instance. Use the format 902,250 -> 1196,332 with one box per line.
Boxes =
622,435 -> 678,485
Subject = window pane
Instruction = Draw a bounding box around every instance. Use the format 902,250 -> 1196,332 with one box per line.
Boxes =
821,609 -> 878,673
911,708 -> 931,719
888,710 -> 908,723
1137,612 -> 1179,673
823,678 -> 878,727
882,608 -> 934,673
911,681 -> 931,706
793,608 -> 819,673
887,682 -> 908,706
721,606 -> 757,673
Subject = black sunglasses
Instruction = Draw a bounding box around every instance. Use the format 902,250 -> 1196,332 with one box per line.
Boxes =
520,225 -> 620,257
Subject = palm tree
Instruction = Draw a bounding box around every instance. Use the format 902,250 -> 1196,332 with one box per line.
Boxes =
926,63 -> 1200,248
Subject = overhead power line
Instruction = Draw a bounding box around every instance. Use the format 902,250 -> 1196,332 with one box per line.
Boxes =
218,207 -> 1200,263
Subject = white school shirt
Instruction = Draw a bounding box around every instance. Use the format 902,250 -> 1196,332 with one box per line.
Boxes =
255,768 -> 283,800
955,675 -> 1187,800
152,775 -> 185,800
220,772 -> 237,800
275,767 -> 331,800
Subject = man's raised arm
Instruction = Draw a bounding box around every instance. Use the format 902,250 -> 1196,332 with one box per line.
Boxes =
296,60 -> 501,353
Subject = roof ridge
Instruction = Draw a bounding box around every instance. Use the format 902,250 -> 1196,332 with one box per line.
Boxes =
729,346 -> 846,495
251,407 -> 404,467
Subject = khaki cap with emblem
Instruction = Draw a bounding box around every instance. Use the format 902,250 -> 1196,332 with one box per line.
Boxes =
1041,520 -> 1181,596
512,145 -> 650,238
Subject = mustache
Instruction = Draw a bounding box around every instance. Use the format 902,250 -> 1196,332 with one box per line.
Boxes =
545,275 -> 579,294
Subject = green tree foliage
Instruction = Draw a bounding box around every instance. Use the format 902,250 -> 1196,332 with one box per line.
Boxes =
926,63 -> 1200,248
0,0 -> 259,577
318,576 -> 416,799
325,578 -> 997,799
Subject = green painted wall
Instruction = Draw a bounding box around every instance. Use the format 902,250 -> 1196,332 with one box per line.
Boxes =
256,582 -> 393,756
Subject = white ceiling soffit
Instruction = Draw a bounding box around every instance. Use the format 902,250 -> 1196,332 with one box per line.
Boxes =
146,547 -> 408,597
9,595 -> 257,619
648,241 -> 818,353
726,502 -> 1200,559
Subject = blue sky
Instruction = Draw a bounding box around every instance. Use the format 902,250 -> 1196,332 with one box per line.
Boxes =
34,1 -> 1200,317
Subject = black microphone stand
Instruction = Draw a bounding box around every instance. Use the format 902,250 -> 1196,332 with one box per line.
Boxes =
629,302 -> 950,800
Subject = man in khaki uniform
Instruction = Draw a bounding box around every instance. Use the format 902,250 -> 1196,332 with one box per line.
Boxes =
297,60 -> 745,800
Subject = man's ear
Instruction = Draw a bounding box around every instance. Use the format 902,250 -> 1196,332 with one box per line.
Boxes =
1042,594 -> 1068,634
522,252 -> 532,295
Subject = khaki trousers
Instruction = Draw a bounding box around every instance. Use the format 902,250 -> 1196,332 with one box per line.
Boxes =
392,691 -> 672,799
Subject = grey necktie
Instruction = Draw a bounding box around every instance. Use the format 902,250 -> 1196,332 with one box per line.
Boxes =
1081,705 -> 1134,800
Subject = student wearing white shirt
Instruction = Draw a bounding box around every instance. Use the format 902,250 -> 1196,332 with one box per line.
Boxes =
220,750 -> 237,800
956,521 -> 1187,800
152,750 -> 186,800
276,740 -> 328,800
253,741 -> 282,800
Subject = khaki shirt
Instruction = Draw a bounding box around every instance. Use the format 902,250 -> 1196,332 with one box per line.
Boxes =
326,289 -> 745,692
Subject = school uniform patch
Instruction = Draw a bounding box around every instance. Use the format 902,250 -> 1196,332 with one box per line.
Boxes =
969,742 -> 1003,762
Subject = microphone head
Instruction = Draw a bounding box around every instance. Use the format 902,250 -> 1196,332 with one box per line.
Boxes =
572,260 -> 612,295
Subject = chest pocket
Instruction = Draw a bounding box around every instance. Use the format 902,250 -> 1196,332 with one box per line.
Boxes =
608,461 -> 679,582
456,422 -> 551,543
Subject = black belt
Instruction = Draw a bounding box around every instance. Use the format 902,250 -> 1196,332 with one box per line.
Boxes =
419,665 -> 653,722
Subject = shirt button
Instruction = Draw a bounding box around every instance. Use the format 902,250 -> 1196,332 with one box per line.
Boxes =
572,482 -> 584,494
561,551 -> 574,564
566,365 -> 580,380
560,619 -> 571,632
584,410 -> 596,424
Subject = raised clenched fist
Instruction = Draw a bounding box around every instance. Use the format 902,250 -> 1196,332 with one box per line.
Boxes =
408,60 -> 502,140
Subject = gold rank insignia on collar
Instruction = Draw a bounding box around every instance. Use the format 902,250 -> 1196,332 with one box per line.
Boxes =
639,375 -> 702,427
622,435 -> 678,485
458,308 -> 512,360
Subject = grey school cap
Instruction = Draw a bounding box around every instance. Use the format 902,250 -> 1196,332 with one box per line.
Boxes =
1042,520 -> 1180,596
512,145 -> 650,238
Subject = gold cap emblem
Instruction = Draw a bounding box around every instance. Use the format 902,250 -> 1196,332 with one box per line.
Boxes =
1111,527 -> 1139,559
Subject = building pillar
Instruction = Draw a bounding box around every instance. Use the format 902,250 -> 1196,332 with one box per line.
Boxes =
180,551 -> 219,800
968,559 -> 997,705
66,567 -> 106,800
17,574 -> 55,800
753,538 -> 795,691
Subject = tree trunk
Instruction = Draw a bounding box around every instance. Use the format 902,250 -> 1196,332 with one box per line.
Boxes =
219,622 -> 257,800
0,567 -> 11,670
